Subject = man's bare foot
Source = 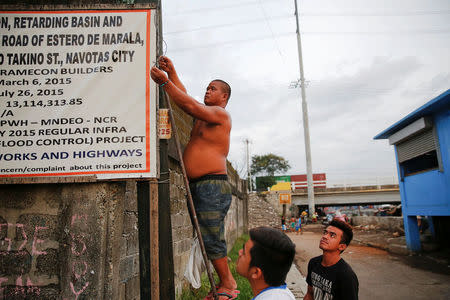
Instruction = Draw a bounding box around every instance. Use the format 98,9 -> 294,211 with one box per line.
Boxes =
205,286 -> 240,300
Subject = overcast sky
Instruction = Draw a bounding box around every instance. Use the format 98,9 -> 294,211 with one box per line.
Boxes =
161,0 -> 449,186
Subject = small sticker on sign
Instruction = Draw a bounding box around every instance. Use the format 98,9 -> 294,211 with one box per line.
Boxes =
158,108 -> 171,139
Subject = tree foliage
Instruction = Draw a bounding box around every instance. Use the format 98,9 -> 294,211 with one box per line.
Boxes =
254,176 -> 276,191
251,154 -> 291,191
250,153 -> 291,176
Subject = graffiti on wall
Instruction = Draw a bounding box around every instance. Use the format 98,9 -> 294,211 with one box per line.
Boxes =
69,214 -> 90,300
0,222 -> 48,298
0,213 -> 93,299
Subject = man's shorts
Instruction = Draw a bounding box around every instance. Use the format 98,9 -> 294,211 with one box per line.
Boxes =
189,174 -> 232,260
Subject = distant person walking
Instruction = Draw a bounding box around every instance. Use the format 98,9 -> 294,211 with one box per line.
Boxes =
301,210 -> 308,224
290,218 -> 296,232
281,216 -> 287,232
312,212 -> 318,223
304,219 -> 359,300
295,217 -> 302,235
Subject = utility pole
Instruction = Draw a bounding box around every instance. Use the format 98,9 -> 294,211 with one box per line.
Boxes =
245,139 -> 252,192
294,0 -> 315,215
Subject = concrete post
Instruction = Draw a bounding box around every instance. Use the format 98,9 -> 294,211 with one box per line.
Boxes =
294,0 -> 315,215
403,215 -> 421,252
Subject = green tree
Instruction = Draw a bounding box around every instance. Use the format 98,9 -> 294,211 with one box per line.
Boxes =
251,154 -> 291,191
254,176 -> 276,191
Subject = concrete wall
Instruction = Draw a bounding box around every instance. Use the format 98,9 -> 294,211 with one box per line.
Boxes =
262,192 -> 284,216
248,193 -> 281,229
0,181 -> 140,300
0,169 -> 246,300
352,216 -> 404,232
0,95 -> 248,300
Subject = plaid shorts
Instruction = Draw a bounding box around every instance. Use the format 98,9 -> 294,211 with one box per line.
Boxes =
189,174 -> 232,260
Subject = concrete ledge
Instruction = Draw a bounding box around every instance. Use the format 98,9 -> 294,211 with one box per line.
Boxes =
286,264 -> 307,299
353,238 -> 388,251
352,216 -> 404,232
387,244 -> 410,256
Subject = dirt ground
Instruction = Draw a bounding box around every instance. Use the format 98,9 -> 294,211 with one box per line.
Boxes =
288,229 -> 450,300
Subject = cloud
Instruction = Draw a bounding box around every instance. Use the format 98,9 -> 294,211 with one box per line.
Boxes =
162,0 -> 449,184
229,56 -> 425,179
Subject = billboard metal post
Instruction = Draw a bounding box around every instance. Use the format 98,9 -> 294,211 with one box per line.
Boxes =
294,0 -> 315,215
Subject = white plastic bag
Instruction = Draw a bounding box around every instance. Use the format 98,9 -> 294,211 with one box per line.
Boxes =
184,236 -> 210,289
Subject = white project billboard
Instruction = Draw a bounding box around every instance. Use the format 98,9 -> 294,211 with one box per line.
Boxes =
0,10 -> 157,179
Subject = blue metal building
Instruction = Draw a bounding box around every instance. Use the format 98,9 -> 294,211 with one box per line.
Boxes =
374,90 -> 450,251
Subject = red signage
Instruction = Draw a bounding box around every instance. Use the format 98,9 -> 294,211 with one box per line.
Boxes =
291,173 -> 326,190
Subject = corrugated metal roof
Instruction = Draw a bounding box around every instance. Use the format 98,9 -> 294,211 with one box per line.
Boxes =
374,89 -> 450,140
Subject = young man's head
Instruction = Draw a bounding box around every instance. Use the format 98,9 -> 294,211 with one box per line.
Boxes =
236,227 -> 295,286
204,79 -> 231,106
320,219 -> 353,253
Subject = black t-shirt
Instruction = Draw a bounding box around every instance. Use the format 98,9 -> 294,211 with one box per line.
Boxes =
306,255 -> 358,300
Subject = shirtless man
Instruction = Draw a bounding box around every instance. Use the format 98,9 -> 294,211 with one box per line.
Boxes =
150,57 -> 238,299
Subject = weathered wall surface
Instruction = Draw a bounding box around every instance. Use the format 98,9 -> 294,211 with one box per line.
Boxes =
352,216 -> 404,232
262,191 -> 286,216
0,0 -> 153,297
248,193 -> 280,229
0,170 -> 247,300
0,93 -> 248,300
0,181 -> 139,300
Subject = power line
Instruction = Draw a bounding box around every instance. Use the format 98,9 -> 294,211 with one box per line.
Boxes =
165,17 -> 449,37
297,10 -> 450,17
301,29 -> 450,35
166,12 -> 450,35
257,0 -> 286,64
168,29 -> 449,52
166,0 -> 273,16
166,1 -> 450,17
165,14 -> 292,35
167,27 -> 450,36
168,32 -> 294,52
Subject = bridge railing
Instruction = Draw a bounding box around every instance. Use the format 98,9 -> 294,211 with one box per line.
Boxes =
326,176 -> 398,188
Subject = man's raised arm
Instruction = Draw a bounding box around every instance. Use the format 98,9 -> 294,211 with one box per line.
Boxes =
150,66 -> 228,125
158,56 -> 187,93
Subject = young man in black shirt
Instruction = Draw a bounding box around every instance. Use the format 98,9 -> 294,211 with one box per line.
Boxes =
304,219 -> 359,300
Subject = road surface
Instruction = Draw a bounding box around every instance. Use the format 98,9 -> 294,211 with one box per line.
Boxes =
288,231 -> 450,300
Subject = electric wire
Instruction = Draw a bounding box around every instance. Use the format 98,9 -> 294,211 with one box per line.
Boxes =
154,1 -> 168,66
257,0 -> 286,65
167,28 -> 449,53
166,1 -> 450,18
166,0 -> 275,16
165,14 -> 292,35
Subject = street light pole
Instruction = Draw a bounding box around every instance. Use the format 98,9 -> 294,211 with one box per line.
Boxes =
294,0 -> 315,215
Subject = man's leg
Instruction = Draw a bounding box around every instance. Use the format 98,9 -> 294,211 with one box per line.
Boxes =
210,179 -> 236,292
212,257 -> 236,290
191,177 -> 237,297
